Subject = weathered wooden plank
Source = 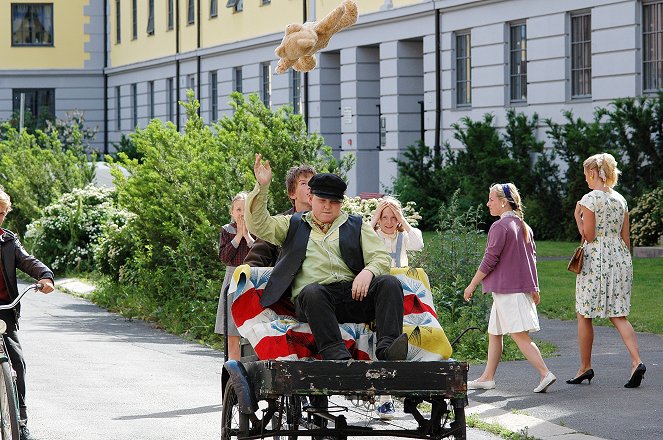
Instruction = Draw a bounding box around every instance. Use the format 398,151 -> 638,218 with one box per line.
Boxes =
245,360 -> 468,399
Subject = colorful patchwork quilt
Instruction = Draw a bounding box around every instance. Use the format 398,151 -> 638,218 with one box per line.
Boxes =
229,265 -> 452,361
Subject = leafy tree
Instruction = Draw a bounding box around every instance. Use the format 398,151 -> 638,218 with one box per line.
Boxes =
390,141 -> 446,229
545,110 -> 616,238
605,93 -> 663,199
45,110 -> 98,153
0,126 -> 95,235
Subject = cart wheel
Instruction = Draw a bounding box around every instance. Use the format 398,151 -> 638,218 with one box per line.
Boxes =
221,381 -> 249,440
271,395 -> 301,439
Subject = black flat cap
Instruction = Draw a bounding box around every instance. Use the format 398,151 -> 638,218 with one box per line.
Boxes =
308,173 -> 347,201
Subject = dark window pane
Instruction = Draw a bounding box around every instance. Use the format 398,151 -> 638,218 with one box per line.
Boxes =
188,0 -> 195,23
11,4 -> 54,46
12,89 -> 55,130
116,0 -> 121,43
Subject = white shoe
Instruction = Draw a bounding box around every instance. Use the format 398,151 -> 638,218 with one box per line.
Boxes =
534,372 -> 556,393
467,379 -> 496,390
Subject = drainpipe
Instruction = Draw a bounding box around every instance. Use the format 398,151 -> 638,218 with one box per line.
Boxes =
197,0 -> 201,114
176,0 -> 181,130
303,0 -> 309,131
434,7 -> 441,163
103,0 -> 109,155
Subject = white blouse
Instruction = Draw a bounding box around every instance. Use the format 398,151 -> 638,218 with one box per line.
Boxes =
376,227 -> 424,268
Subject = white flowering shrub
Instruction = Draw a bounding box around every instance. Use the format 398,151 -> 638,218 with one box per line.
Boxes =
341,196 -> 421,227
24,185 -> 133,273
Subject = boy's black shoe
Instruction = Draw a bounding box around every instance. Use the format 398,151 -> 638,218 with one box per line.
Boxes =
376,333 -> 408,361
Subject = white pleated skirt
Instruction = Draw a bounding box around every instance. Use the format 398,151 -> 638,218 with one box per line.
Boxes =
488,292 -> 540,336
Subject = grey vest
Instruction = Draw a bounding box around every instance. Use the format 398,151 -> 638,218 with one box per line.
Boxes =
260,212 -> 365,307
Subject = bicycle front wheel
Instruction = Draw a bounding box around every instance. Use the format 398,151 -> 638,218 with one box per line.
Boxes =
0,360 -> 20,440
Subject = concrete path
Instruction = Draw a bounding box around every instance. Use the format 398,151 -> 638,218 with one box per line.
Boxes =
17,281 -> 501,440
467,316 -> 663,440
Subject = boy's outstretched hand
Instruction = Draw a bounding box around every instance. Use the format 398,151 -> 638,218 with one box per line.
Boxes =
254,153 -> 272,186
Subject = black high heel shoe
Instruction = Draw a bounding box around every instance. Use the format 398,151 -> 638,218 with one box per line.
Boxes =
624,363 -> 646,388
566,369 -> 595,384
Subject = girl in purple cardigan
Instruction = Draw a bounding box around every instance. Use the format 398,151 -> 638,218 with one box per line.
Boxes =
463,183 -> 556,393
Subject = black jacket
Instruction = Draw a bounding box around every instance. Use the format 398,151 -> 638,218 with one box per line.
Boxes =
0,229 -> 54,321
243,207 -> 296,267
260,212 -> 364,307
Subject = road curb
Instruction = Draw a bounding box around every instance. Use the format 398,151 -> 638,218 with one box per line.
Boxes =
468,400 -> 608,440
56,278 -> 96,296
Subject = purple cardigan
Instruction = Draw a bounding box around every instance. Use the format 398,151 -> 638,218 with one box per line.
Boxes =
479,216 -> 539,294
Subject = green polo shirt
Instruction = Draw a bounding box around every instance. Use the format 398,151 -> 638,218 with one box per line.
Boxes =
245,182 -> 391,298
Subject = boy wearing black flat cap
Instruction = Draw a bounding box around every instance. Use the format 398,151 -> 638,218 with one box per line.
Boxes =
245,154 -> 407,361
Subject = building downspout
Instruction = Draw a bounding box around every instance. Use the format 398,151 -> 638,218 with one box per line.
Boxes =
103,0 -> 109,155
176,0 -> 181,130
434,7 -> 441,162
303,0 -> 309,131
197,0 -> 201,114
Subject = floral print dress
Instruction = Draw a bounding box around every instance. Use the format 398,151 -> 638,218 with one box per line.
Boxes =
576,190 -> 633,318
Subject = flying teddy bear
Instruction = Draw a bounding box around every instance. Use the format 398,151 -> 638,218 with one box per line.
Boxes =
274,0 -> 358,74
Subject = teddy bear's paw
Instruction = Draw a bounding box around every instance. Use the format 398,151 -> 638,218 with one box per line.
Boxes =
275,58 -> 296,74
338,0 -> 358,28
293,55 -> 317,72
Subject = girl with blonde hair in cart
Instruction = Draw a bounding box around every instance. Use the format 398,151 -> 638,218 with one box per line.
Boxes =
369,196 -> 424,419
464,183 -> 556,393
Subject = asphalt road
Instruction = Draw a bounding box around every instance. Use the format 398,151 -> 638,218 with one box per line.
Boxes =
468,316 -> 663,440
17,283 -> 500,440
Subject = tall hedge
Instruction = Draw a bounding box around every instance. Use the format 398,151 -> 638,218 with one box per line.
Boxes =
0,123 -> 94,236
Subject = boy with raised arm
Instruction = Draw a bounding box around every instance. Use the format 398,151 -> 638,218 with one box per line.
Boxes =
244,154 -> 407,361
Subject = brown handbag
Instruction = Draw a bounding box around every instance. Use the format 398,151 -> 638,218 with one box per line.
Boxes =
567,241 -> 585,274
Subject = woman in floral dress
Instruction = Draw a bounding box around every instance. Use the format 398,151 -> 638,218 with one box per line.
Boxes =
569,153 -> 646,388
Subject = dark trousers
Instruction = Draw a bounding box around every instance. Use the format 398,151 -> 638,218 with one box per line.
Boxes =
0,310 -> 27,421
295,274 -> 404,360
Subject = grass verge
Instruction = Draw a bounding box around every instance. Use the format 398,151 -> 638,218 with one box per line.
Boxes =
537,258 -> 663,334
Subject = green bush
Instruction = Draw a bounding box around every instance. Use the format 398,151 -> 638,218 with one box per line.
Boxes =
630,186 -> 663,246
390,141 -> 447,229
341,195 -> 421,226
24,185 -> 131,273
606,93 -> 663,199
0,125 -> 95,236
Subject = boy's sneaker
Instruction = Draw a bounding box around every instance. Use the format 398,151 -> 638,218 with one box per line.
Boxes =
376,401 -> 395,420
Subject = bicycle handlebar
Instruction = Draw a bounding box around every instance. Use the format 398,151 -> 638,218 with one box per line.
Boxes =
0,283 -> 43,311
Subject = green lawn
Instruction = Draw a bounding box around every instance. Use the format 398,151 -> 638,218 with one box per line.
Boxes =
537,258 -> 663,334
421,231 -> 578,258
421,230 -> 663,335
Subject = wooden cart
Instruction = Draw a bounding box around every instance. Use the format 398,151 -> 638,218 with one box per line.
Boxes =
221,357 -> 468,439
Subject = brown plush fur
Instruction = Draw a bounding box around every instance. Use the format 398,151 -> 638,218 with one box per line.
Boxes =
275,0 -> 358,74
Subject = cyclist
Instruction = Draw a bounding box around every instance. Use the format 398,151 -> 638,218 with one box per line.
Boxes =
0,187 -> 55,440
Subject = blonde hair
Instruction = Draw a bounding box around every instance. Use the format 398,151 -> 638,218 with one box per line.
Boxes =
373,196 -> 406,232
489,182 -> 530,243
0,187 -> 11,212
583,153 -> 620,188
229,191 -> 248,214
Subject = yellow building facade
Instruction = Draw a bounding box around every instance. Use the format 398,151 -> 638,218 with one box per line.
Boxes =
0,0 -> 91,69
